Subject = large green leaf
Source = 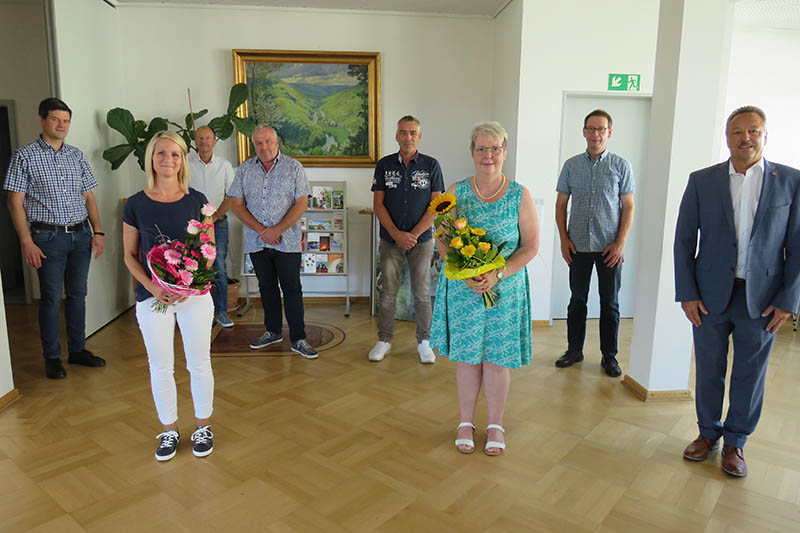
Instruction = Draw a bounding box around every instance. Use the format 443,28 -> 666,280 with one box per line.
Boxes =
207,116 -> 228,138
227,83 -> 249,115
102,144 -> 135,170
184,109 -> 208,129
218,120 -> 235,140
145,117 -> 168,141
133,144 -> 147,171
106,108 -> 137,144
133,120 -> 147,139
231,115 -> 255,139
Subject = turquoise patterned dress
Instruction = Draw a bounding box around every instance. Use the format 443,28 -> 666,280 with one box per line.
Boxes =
430,178 -> 532,369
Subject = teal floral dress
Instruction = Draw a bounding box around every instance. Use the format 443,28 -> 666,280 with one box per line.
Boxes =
430,178 -> 532,369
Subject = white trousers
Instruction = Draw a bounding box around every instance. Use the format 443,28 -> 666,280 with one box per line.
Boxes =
136,293 -> 214,425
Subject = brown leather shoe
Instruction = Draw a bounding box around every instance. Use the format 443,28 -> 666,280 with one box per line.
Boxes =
683,435 -> 719,461
721,445 -> 747,477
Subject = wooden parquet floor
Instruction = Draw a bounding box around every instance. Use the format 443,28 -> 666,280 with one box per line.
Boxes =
2,301 -> 800,532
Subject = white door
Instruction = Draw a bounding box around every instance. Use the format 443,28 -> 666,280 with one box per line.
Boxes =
550,93 -> 651,319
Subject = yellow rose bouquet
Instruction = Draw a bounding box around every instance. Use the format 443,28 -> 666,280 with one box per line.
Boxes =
428,193 -> 507,308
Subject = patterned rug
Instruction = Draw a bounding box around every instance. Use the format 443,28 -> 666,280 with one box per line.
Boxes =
210,320 -> 345,357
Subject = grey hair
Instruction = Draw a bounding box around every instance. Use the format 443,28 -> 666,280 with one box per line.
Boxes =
252,124 -> 277,140
726,105 -> 767,132
470,121 -> 508,151
397,115 -> 420,128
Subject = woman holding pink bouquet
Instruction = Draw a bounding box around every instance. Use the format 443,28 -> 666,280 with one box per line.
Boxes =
431,122 -> 539,456
122,131 -> 217,462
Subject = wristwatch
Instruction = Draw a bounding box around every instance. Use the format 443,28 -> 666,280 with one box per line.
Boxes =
496,267 -> 506,280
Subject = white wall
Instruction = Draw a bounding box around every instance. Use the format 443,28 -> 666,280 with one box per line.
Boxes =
725,28 -> 800,169
52,0 -> 138,333
515,0 -> 660,320
111,4 -> 494,297
0,0 -> 50,152
491,0 -> 523,179
0,270 -> 14,399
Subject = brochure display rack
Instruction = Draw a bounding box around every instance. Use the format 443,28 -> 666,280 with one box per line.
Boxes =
240,180 -> 350,316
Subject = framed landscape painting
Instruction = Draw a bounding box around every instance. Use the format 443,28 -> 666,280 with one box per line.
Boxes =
233,49 -> 380,167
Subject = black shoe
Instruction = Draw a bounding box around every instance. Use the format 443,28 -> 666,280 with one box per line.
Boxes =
555,350 -> 584,368
601,356 -> 622,377
45,359 -> 66,379
291,339 -> 319,359
68,349 -> 106,367
191,425 -> 214,458
155,429 -> 180,462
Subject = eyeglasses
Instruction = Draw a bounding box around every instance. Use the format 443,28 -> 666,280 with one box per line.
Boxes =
474,146 -> 504,155
584,127 -> 608,134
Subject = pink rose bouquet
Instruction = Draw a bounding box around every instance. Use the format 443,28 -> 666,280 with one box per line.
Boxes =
146,203 -> 218,312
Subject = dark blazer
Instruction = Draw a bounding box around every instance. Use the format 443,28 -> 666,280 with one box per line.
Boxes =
674,159 -> 800,318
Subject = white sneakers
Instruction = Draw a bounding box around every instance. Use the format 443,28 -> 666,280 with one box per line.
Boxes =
368,341 -> 391,362
368,340 -> 436,364
418,340 -> 436,364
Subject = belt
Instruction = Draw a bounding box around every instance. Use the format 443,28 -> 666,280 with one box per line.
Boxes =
733,278 -> 746,288
30,219 -> 89,233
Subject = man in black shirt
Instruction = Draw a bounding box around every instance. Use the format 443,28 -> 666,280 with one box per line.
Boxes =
370,115 -> 445,363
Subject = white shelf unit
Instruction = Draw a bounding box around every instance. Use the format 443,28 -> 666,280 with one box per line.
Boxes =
239,180 -> 350,317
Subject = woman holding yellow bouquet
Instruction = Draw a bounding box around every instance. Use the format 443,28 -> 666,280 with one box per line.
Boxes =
430,122 -> 539,456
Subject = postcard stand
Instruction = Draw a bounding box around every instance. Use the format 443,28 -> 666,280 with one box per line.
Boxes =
240,180 -> 350,316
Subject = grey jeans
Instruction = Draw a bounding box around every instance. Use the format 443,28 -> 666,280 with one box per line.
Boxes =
377,238 -> 433,343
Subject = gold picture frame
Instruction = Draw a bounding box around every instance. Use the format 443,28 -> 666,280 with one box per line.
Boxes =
233,49 -> 380,167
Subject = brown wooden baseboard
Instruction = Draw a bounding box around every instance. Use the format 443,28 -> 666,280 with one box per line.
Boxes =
622,374 -> 692,402
532,320 -> 550,326
0,388 -> 21,411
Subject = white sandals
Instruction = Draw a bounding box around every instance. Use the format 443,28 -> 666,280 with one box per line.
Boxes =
454,422 -> 476,454
484,424 -> 506,456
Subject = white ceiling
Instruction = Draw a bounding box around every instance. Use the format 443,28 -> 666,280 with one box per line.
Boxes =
736,0 -> 800,31
111,0 -> 512,18
111,0 -> 800,29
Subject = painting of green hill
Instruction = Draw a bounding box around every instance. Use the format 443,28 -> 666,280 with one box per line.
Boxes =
246,62 -> 368,157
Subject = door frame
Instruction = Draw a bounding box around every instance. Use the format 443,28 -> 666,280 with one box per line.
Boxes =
551,91 -> 653,323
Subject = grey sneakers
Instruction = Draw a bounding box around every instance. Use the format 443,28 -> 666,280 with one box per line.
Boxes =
250,331 -> 283,349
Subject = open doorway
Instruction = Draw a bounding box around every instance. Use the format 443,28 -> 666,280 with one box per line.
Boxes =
0,101 -> 28,304
550,93 -> 651,320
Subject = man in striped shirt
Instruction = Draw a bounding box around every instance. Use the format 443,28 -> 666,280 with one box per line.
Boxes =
554,109 -> 635,378
4,98 -> 105,379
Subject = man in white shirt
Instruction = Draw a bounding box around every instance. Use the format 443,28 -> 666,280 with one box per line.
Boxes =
189,125 -> 236,327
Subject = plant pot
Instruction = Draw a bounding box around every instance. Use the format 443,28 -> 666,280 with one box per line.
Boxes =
227,280 -> 240,312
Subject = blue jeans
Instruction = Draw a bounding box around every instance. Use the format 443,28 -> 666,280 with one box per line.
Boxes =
32,225 -> 92,360
211,217 -> 229,315
566,252 -> 622,357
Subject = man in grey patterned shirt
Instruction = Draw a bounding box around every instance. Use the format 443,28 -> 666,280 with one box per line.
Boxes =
554,109 -> 635,377
228,125 -> 318,359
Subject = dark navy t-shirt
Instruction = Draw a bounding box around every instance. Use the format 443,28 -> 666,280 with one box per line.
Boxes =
122,188 -> 209,302
371,151 -> 445,243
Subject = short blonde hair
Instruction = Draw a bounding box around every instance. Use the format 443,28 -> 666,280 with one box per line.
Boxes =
470,121 -> 508,151
144,131 -> 190,192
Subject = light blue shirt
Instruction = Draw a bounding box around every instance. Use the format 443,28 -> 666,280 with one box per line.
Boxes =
228,152 -> 311,254
556,150 -> 635,252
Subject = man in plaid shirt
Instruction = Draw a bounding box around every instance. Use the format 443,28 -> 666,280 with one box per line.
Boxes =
4,98 -> 106,379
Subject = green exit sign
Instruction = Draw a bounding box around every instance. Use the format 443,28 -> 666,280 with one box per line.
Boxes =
608,73 -> 641,92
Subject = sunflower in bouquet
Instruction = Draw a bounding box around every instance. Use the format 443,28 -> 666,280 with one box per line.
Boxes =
429,193 -> 507,308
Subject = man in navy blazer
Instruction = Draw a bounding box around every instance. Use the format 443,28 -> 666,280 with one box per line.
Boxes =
674,106 -> 800,477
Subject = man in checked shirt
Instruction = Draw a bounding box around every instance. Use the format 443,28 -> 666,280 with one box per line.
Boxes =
554,109 -> 635,378
4,98 -> 106,379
